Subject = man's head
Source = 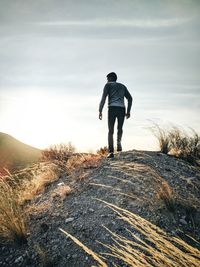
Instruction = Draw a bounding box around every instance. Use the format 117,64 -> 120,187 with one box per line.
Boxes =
107,72 -> 117,82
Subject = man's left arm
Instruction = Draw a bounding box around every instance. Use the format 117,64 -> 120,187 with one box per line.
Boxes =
125,87 -> 133,119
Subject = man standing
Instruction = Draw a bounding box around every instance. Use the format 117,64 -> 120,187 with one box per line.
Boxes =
99,72 -> 132,158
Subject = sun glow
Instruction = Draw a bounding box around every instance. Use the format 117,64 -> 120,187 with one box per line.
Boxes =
1,90 -> 86,149
1,89 -> 111,152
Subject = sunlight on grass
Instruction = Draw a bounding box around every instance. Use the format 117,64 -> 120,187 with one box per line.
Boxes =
0,177 -> 27,244
150,123 -> 200,165
60,199 -> 200,267
60,228 -> 107,267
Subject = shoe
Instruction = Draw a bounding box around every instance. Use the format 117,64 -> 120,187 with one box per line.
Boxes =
117,143 -> 122,152
107,153 -> 114,159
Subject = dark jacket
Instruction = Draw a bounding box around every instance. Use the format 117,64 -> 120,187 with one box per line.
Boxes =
99,81 -> 132,113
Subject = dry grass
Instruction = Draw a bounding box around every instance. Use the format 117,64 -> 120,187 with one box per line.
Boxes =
60,228 -> 107,267
0,176 -> 27,244
157,181 -> 175,212
0,163 -> 60,243
0,147 -> 100,243
42,142 -> 76,161
97,146 -> 108,157
150,123 -> 200,165
19,168 -> 59,203
60,200 -> 200,267
149,123 -> 171,154
66,153 -> 101,176
34,243 -> 54,267
169,127 -> 200,164
43,143 -> 101,178
26,201 -> 52,216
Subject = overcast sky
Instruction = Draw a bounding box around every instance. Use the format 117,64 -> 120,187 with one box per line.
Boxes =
0,0 -> 200,151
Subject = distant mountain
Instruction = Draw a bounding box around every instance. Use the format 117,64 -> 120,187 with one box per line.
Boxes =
0,132 -> 42,174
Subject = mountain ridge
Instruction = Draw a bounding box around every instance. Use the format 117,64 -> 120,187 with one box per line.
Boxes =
0,132 -> 41,174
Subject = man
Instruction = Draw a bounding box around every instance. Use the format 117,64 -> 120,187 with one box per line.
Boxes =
99,72 -> 132,158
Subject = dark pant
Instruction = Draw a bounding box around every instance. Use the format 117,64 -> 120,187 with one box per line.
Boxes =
108,106 -> 125,153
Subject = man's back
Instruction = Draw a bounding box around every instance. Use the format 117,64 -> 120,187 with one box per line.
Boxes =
106,82 -> 126,108
99,81 -> 132,114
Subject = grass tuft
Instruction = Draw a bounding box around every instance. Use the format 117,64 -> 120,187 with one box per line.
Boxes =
149,123 -> 171,154
169,127 -> 200,164
0,176 -> 27,244
157,181 -> 175,212
97,147 -> 108,157
42,142 -> 76,161
35,243 -> 54,267
150,123 -> 200,165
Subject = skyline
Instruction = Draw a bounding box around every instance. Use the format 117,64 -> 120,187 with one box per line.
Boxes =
0,0 -> 199,152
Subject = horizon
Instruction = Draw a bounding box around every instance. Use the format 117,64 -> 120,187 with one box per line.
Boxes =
0,1 -> 200,152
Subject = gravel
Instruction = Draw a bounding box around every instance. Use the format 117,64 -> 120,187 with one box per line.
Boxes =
0,150 -> 200,266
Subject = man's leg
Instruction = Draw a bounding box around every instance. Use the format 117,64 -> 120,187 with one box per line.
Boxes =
108,108 -> 116,153
117,108 -> 125,151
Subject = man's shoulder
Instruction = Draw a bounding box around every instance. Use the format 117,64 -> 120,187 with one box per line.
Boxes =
116,82 -> 126,86
105,82 -> 127,90
115,82 -> 127,89
106,82 -> 126,86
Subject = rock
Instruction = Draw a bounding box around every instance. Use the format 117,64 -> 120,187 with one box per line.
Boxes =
65,217 -> 74,223
40,222 -> 49,232
58,182 -> 65,186
15,256 -> 23,264
179,218 -> 187,225
88,208 -> 94,213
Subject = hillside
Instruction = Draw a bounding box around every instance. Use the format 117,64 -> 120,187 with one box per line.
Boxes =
0,150 -> 200,266
0,133 -> 41,174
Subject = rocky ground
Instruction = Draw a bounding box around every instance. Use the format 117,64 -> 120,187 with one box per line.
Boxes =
0,150 -> 200,266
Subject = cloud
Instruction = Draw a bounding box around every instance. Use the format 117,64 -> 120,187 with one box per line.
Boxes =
35,17 -> 191,28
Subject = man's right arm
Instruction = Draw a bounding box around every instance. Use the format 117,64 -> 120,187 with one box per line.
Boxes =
99,84 -> 109,116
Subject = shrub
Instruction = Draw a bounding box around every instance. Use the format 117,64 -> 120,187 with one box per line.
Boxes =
169,127 -> 200,164
157,181 -> 175,212
149,123 -> 170,154
150,123 -> 200,165
0,177 -> 27,244
42,142 -> 76,161
97,146 -> 108,157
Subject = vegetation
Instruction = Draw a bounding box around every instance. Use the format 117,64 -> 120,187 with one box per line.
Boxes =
35,243 -> 54,267
150,123 -> 200,165
0,135 -> 199,266
0,142 -> 101,244
150,123 -> 171,154
169,127 -> 200,164
60,200 -> 200,267
0,176 -> 27,244
97,146 -> 108,157
42,142 -> 76,161
157,181 -> 175,212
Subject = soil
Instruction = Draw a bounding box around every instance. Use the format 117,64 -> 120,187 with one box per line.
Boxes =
0,150 -> 200,266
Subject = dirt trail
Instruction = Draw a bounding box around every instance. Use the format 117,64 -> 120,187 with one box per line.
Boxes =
0,150 -> 200,266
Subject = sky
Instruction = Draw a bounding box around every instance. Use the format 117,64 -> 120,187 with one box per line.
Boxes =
0,0 -> 200,152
